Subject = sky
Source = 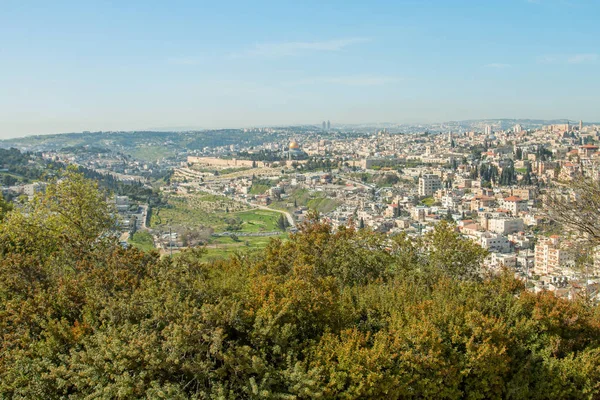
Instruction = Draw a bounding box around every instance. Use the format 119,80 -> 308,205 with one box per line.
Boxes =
0,0 -> 599,138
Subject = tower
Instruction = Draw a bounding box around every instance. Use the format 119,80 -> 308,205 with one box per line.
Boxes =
327,120 -> 331,130
322,121 -> 326,131
580,120 -> 583,131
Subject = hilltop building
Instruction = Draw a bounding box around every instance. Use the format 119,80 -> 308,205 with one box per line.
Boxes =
285,140 -> 307,160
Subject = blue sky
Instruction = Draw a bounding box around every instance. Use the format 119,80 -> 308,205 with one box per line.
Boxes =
1,0 -> 599,138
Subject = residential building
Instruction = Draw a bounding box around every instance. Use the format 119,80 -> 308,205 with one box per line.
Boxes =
502,196 -> 527,215
534,236 -> 572,275
480,233 -> 511,253
418,174 -> 442,196
488,217 -> 524,235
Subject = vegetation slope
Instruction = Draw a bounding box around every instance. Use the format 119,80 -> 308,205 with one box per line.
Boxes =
1,172 -> 600,399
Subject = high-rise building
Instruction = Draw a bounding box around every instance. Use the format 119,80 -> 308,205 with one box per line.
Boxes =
580,120 -> 583,130
327,120 -> 331,130
322,121 -> 326,131
514,124 -> 523,133
484,125 -> 492,135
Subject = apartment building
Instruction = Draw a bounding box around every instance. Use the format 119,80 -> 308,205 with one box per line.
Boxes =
418,174 -> 442,196
534,236 -> 572,275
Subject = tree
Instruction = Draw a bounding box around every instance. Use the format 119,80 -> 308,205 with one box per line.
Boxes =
546,177 -> 600,245
515,147 -> 523,160
0,167 -> 117,260
423,220 -> 488,280
277,214 -> 287,231
0,192 -> 12,222
1,172 -> 600,398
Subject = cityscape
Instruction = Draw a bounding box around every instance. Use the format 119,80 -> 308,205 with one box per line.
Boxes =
2,119 -> 599,297
2,0 -> 600,397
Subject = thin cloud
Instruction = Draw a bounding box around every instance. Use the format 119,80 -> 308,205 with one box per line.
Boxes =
485,63 -> 512,69
232,38 -> 369,58
538,53 -> 598,64
568,53 -> 598,64
167,57 -> 203,65
284,75 -> 401,87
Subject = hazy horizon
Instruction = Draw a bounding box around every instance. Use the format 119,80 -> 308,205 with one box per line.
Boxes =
2,0 -> 599,139
3,116 -> 599,141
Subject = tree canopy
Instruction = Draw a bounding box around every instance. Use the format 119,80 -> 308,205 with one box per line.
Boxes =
1,173 -> 600,398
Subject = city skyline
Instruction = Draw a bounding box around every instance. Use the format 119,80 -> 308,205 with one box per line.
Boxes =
1,0 -> 599,138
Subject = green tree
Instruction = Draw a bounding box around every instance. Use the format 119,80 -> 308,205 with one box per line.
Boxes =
0,168 -> 116,260
423,220 -> 488,280
277,214 -> 287,231
0,192 -> 12,222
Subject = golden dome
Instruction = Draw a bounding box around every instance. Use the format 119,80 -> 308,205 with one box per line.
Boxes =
289,140 -> 300,150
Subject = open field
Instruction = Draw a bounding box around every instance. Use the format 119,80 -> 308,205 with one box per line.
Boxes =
270,187 -> 342,214
234,209 -> 281,232
248,183 -> 270,195
128,231 -> 155,252
201,233 -> 288,260
150,191 -> 282,233
129,146 -> 177,162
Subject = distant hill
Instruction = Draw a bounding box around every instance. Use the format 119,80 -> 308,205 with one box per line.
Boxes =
0,129 -> 286,162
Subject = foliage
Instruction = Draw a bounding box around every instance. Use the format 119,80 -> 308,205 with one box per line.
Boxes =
546,177 -> 600,245
0,192 -> 12,221
1,176 -> 600,398
277,214 -> 290,231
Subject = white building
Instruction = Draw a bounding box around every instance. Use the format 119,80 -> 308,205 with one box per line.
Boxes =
501,196 -> 528,215
488,218 -> 524,235
489,252 -> 517,269
480,233 -> 511,253
410,206 -> 428,222
441,195 -> 457,209
514,124 -> 523,133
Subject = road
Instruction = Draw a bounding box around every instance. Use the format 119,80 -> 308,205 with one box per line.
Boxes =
256,204 -> 295,227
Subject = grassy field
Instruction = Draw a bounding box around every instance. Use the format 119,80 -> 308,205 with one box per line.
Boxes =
201,234 -> 287,261
306,197 -> 340,213
234,209 -> 281,232
129,146 -> 176,162
128,231 -> 155,252
249,184 -> 270,195
150,192 -> 282,233
270,188 -> 341,214
421,197 -> 436,206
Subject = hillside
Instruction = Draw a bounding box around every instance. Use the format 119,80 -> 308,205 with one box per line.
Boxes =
0,129 -> 287,162
1,173 -> 600,398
